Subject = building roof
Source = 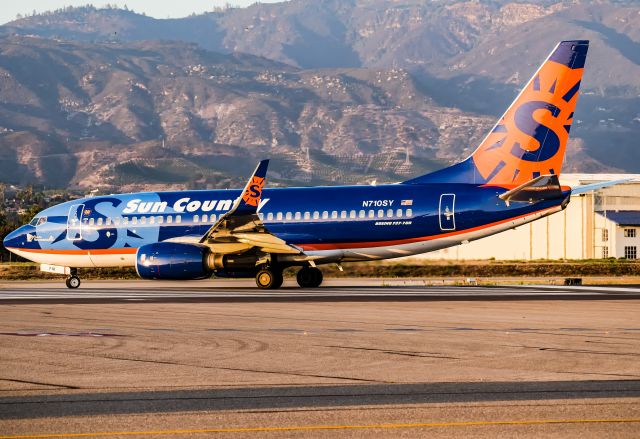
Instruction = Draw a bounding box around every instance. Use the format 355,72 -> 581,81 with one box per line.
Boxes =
598,210 -> 640,226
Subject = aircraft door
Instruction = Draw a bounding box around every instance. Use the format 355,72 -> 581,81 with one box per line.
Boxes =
438,194 -> 456,231
67,204 -> 85,241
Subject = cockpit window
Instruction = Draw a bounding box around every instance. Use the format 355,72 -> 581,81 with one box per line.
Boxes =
30,216 -> 47,226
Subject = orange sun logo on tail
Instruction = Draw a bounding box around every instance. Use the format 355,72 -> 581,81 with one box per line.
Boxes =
242,176 -> 265,207
472,46 -> 586,187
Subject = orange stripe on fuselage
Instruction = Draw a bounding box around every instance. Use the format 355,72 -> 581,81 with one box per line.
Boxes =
8,248 -> 138,256
296,206 -> 557,251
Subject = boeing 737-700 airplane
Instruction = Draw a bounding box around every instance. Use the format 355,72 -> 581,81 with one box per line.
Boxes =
3,40 -> 617,289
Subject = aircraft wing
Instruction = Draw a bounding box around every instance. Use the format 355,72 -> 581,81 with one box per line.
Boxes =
570,178 -> 633,195
198,160 -> 302,255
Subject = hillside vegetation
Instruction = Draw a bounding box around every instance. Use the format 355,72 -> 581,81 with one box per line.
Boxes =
0,0 -> 638,190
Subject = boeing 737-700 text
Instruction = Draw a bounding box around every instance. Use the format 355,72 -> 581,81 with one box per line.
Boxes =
3,40 -> 619,289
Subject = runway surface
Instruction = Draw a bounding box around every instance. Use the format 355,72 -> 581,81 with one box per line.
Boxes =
1,280 -> 639,437
1,279 -> 640,303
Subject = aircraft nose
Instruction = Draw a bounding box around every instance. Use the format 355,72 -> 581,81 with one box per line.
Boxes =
3,226 -> 28,250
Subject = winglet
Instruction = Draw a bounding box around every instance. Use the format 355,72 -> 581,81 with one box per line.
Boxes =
199,159 -> 270,244
233,159 -> 269,215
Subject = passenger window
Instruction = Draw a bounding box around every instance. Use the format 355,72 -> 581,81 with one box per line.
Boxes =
359,210 -> 365,218
304,212 -> 311,220
194,214 -> 199,223
295,212 -> 301,220
406,208 -> 413,217
89,218 -> 95,226
377,209 -> 384,218
350,210 -> 356,219
387,209 -> 393,218
286,212 -> 292,221
167,216 -> 172,224
114,217 -> 121,226
97,218 -> 103,226
176,215 -> 182,224
313,211 -> 320,220
396,209 -> 403,218
267,212 -> 274,221
211,214 -> 217,222
123,217 -> 129,225
157,216 -> 163,224
150,216 -> 155,224
276,212 -> 283,221
202,214 -> 208,223
83,218 -> 89,224
322,211 -> 329,219
368,210 -> 374,218
258,213 -> 264,221
340,211 -> 347,219
140,216 -> 146,224
106,217 -> 111,226
331,211 -> 338,219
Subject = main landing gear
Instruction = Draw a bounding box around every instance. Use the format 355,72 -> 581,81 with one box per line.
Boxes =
254,266 -> 324,289
255,267 -> 284,289
65,268 -> 81,289
296,266 -> 323,288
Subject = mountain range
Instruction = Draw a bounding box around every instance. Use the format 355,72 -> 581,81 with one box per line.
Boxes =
0,0 -> 638,190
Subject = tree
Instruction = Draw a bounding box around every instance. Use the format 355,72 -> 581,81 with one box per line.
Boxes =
19,205 -> 41,225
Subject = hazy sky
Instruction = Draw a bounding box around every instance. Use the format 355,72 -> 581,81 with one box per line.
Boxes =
1,1 -> 285,25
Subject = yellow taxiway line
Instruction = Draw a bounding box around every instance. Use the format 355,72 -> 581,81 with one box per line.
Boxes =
2,418 -> 640,438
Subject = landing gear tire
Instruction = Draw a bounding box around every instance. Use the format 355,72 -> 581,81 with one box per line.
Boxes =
256,269 -> 283,290
297,267 -> 323,288
65,275 -> 81,289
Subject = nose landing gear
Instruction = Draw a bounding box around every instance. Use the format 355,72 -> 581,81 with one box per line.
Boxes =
65,268 -> 81,289
65,276 -> 81,289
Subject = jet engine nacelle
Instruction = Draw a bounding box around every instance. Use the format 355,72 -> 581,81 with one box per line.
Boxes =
136,242 -> 213,280
136,242 -> 261,280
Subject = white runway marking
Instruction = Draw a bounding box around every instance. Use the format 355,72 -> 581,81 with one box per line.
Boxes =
0,284 -> 636,301
526,285 -> 640,293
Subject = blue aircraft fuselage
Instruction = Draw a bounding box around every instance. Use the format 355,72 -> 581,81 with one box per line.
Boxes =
3,183 -> 569,268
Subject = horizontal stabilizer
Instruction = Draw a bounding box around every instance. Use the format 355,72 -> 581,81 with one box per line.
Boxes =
570,178 -> 633,195
499,174 -> 563,206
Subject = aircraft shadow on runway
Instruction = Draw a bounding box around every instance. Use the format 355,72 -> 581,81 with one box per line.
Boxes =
2,380 -> 639,419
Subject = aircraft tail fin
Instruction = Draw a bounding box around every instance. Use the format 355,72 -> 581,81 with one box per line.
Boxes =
404,40 -> 589,187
